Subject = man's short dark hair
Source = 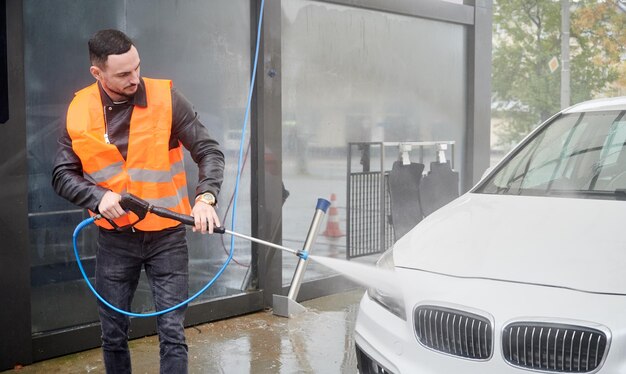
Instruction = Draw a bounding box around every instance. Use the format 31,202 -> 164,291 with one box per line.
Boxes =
88,29 -> 134,68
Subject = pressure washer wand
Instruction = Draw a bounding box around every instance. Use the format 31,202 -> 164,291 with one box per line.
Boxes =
217,228 -> 304,258
119,193 -> 329,259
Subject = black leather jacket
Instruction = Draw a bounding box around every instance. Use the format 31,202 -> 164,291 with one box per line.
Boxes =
51,79 -> 225,213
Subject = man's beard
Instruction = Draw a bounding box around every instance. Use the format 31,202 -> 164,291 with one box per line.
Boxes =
110,84 -> 138,100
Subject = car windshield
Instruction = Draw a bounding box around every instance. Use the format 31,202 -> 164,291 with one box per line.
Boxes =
476,110 -> 626,200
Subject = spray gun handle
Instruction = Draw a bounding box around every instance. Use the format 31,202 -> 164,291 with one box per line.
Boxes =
120,193 -> 225,233
150,205 -> 226,233
119,193 -> 150,219
102,193 -> 151,231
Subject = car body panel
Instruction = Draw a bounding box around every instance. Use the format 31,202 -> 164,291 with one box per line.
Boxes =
563,96 -> 626,114
393,193 -> 626,295
356,268 -> 626,373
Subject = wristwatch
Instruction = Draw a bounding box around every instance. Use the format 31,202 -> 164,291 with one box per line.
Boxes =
195,192 -> 216,206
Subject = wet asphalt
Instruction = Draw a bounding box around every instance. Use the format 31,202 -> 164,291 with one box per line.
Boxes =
7,289 -> 364,374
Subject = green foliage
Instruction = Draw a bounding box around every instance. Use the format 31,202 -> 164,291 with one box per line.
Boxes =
492,0 -> 626,147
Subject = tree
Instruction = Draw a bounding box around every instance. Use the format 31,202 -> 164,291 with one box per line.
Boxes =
492,0 -> 626,148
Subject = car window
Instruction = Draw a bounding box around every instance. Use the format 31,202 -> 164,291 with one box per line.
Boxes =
476,110 -> 626,199
594,120 -> 626,182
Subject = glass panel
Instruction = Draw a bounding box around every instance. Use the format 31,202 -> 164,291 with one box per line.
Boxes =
281,0 -> 467,284
25,0 -> 251,333
127,0 -> 253,305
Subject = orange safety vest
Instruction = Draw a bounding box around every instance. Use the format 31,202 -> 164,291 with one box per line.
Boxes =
66,78 -> 191,231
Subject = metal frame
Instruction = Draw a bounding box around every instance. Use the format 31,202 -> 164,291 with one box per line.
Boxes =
0,0 -> 8,124
317,0 -> 475,25
251,0 -> 284,307
464,0 -> 493,191
1,0 -> 31,369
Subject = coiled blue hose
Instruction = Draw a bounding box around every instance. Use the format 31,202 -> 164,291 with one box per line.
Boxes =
72,0 -> 265,317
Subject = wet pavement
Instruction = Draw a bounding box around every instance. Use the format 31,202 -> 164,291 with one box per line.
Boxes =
7,289 -> 365,374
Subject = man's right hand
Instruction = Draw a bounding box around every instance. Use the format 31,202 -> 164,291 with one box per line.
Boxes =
98,191 -> 126,220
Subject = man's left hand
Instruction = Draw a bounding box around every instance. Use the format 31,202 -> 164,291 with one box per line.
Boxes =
191,202 -> 220,234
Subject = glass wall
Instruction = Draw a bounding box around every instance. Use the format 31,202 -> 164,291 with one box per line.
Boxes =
281,0 -> 468,283
25,0 -> 252,333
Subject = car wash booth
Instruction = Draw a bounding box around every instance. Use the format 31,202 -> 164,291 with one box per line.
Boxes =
0,0 -> 491,368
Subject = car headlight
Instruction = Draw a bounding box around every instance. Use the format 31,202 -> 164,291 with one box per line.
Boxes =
367,248 -> 406,320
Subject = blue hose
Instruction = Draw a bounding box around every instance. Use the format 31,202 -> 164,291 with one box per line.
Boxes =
72,0 -> 265,317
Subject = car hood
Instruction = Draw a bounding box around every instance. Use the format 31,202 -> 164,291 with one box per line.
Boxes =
394,193 -> 626,295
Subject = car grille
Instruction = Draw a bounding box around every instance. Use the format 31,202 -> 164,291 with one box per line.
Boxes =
414,305 -> 493,360
502,322 -> 608,373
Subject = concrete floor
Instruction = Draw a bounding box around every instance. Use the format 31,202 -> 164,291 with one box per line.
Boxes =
6,289 -> 365,374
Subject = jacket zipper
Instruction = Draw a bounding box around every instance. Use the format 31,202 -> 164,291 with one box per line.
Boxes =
103,105 -> 110,144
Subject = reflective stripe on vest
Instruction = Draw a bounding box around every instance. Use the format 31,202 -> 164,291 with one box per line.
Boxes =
66,78 -> 191,230
86,160 -> 185,185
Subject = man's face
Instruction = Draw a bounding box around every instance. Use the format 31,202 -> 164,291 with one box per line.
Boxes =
91,45 -> 141,101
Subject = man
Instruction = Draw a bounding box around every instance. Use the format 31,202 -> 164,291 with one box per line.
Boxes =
52,29 -> 225,373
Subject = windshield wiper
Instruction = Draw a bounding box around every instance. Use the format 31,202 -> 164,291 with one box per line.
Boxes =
546,189 -> 626,200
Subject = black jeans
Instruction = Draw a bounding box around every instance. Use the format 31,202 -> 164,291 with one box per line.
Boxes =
95,226 -> 189,374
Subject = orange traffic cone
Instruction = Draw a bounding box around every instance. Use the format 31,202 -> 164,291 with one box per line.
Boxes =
323,193 -> 344,237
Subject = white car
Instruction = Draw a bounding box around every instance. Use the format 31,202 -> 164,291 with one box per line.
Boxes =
354,97 -> 626,373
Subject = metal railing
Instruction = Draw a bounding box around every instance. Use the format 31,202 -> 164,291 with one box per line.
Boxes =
346,141 -> 455,259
